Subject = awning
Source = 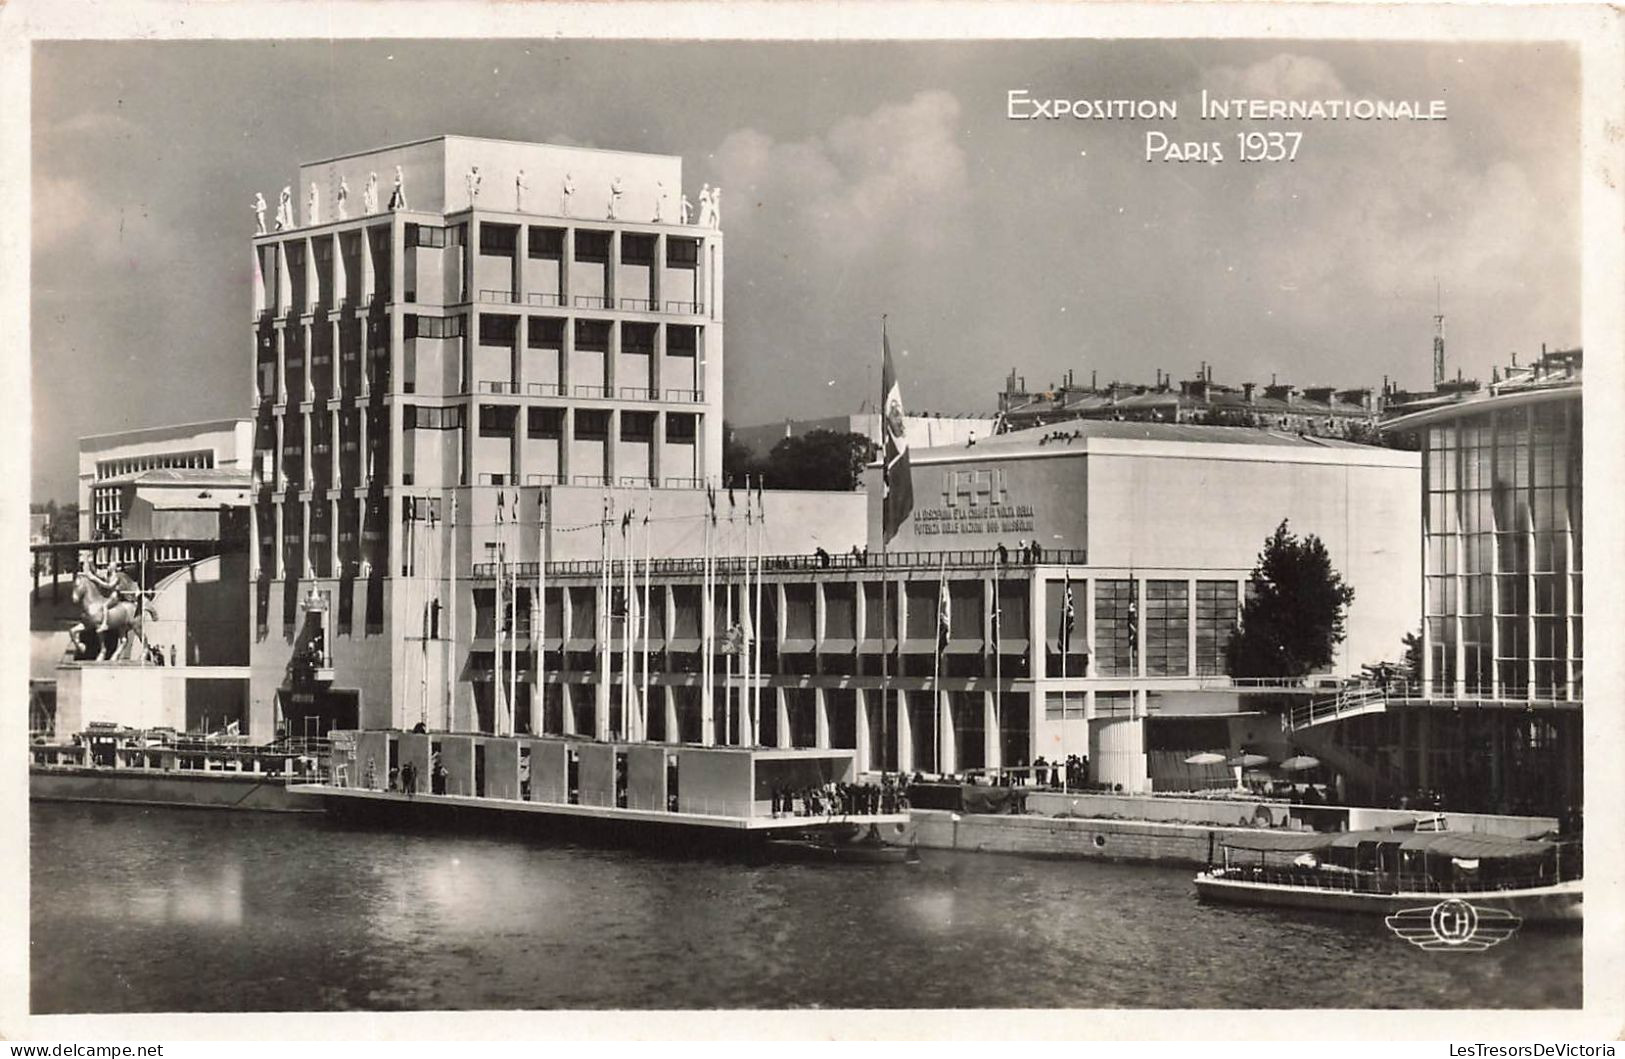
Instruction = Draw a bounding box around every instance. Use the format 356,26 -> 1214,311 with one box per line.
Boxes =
942,640 -> 986,655
780,637 -> 816,653
666,637 -> 702,652
1217,831 -> 1336,854
1399,832 -> 1556,859
820,637 -> 856,653
900,638 -> 940,654
990,637 -> 1030,653
563,637 -> 597,651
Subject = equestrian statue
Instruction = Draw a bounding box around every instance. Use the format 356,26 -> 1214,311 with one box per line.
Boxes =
68,561 -> 155,662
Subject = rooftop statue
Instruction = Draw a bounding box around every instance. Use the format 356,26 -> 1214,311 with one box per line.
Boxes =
680,191 -> 693,225
710,186 -> 722,228
336,177 -> 350,220
696,184 -> 713,227
253,192 -> 268,235
363,171 -> 379,215
388,165 -> 408,211
607,175 -> 624,220
467,165 -> 482,207
515,169 -> 528,212
561,172 -> 575,216
275,186 -> 293,231
307,182 -> 321,226
653,181 -> 665,222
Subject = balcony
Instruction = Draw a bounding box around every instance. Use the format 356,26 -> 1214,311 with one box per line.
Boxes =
618,386 -> 659,401
619,297 -> 657,312
479,380 -> 519,395
479,289 -> 519,305
524,292 -> 562,307
664,476 -> 704,490
573,295 -> 609,310
664,388 -> 705,403
573,474 -> 609,487
526,473 -> 565,486
573,384 -> 610,399
478,472 -> 515,486
664,300 -> 704,315
619,476 -> 656,488
526,382 -> 567,397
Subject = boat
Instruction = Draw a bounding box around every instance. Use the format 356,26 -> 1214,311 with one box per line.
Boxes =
29,724 -> 326,814
765,824 -> 920,864
1194,826 -> 1582,924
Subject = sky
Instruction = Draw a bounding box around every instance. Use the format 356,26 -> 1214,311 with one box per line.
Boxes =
29,37 -> 1580,503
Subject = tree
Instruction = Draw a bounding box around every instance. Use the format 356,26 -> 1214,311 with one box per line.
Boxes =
721,422 -> 763,488
1226,519 -> 1357,679
762,429 -> 876,491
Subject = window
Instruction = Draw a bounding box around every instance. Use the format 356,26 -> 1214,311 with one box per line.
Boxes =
478,406 -> 516,437
1144,581 -> 1189,676
666,325 -> 698,356
666,413 -> 697,443
528,228 -> 564,257
574,231 -> 610,262
528,317 -> 564,348
666,239 -> 699,267
621,234 -> 656,265
621,412 -> 655,442
1094,580 -> 1136,677
479,225 -> 518,254
479,314 -> 518,344
405,224 -> 448,249
405,405 -> 463,431
1194,580 -> 1238,676
406,314 -> 465,340
622,323 -> 656,355
575,319 -> 611,351
575,410 -> 609,440
527,407 -> 564,439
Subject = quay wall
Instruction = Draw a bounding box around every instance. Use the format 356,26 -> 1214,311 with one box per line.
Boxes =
30,767 -> 316,813
902,808 -> 1224,866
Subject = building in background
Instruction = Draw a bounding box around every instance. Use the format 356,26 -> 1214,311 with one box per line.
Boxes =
730,412 -> 996,465
996,367 -> 1385,441
78,419 -> 252,542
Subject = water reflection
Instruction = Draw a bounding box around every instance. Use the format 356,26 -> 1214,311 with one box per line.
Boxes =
31,802 -> 1581,1012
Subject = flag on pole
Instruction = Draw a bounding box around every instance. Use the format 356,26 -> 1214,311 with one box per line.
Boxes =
1060,569 -> 1076,656
755,477 -> 765,522
1127,592 -> 1138,657
707,484 -> 717,527
937,562 -> 951,654
881,321 -> 914,541
495,490 -> 505,524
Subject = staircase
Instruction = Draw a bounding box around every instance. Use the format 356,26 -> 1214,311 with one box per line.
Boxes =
1287,721 -> 1407,807
1286,682 -> 1390,730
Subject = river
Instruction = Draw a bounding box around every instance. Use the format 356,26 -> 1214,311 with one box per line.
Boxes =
30,802 -> 1580,1012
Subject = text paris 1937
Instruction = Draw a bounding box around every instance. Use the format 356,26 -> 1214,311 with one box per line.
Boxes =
1144,130 -> 1304,164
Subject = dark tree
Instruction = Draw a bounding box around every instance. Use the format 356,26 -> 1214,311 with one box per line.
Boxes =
721,422 -> 763,488
1226,519 -> 1357,679
765,429 -> 876,491
49,502 -> 80,543
1401,628 -> 1423,680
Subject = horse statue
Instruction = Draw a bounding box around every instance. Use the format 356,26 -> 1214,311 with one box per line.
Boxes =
68,565 -> 154,662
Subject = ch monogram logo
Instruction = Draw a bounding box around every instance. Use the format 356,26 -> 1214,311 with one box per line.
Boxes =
1385,899 -> 1522,952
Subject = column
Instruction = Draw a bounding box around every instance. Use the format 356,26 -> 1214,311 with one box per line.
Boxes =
331,407 -> 342,489
275,327 -> 288,404
276,241 -> 293,316
700,577 -> 714,745
606,231 -> 619,310
776,690 -> 791,749
1186,577 -> 1198,678
361,227 -> 376,303
301,501 -> 313,578
895,690 -> 912,774
302,411 -> 314,491
664,686 -> 678,746
939,691 -> 955,776
303,324 -> 317,403
984,691 -> 1000,771
248,502 -> 261,580
273,416 -> 286,490
273,502 -> 285,580
329,497 -> 340,576
854,689 -> 871,773
304,236 -> 319,315
814,688 -> 829,749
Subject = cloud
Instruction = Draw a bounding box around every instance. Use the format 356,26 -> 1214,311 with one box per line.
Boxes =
712,89 -> 970,256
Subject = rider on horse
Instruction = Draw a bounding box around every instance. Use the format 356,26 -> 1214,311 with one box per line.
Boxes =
80,561 -> 136,633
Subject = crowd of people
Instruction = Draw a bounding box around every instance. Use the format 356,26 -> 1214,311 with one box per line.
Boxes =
770,774 -> 909,818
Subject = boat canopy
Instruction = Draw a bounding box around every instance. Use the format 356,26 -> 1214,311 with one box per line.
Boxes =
1216,831 -> 1335,853
1396,832 -> 1556,859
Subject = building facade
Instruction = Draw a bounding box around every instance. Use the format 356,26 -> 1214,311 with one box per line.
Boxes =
78,419 -> 252,542
247,136 -> 728,739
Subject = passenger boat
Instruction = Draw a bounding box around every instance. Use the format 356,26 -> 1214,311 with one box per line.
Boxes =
1194,826 -> 1582,924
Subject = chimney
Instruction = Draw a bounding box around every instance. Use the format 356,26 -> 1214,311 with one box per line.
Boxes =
1242,382 -> 1256,403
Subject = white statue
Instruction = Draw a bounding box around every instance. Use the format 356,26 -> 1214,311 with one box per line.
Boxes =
710,186 -> 722,228
307,183 -> 320,226
696,184 -> 713,227
561,172 -> 575,216
275,186 -> 293,231
515,169 -> 528,212
607,176 -> 624,220
467,165 -> 482,207
388,165 -> 408,211
363,172 -> 379,214
253,192 -> 267,235
336,178 -> 350,220
653,181 -> 665,222
679,192 -> 693,225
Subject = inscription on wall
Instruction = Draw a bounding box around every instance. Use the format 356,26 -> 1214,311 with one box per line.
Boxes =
913,469 -> 1035,536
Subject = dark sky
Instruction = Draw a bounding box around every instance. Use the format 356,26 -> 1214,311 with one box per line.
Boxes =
30,38 -> 1579,502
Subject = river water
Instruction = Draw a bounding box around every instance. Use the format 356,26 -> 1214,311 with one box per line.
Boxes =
30,802 -> 1580,1012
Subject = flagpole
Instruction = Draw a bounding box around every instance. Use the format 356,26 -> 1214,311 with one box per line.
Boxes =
447,493 -> 457,731
641,490 -> 651,744
880,316 -> 890,776
702,486 -> 713,745
934,552 -> 946,778
753,478 -> 764,748
994,548 -> 1002,779
509,491 -> 519,737
495,496 -> 505,736
537,490 -> 547,737
1062,564 -> 1068,793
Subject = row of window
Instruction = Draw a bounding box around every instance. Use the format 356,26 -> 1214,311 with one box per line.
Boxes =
94,450 -> 216,481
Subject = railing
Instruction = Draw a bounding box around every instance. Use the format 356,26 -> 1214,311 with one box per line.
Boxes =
573,474 -> 610,487
573,295 -> 609,309
480,380 -> 518,395
619,297 -> 657,312
619,386 -> 659,400
664,476 -> 704,490
573,384 -> 610,398
664,388 -> 705,403
493,546 -> 1091,580
479,289 -> 518,304
664,300 -> 704,315
619,476 -> 656,488
1211,864 -> 1577,892
1289,678 -> 1580,729
1289,683 -> 1390,730
526,473 -> 565,486
527,382 -> 566,397
477,472 -> 514,486
525,292 -> 562,307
